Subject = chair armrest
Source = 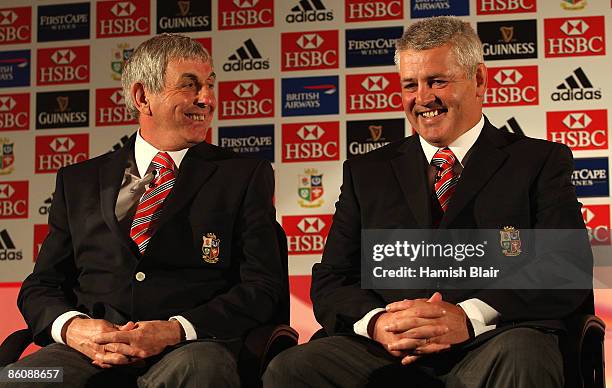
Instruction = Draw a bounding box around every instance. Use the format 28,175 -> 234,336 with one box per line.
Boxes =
0,329 -> 33,367
239,324 -> 298,388
563,314 -> 606,388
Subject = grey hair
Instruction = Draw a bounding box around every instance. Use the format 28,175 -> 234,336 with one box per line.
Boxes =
121,33 -> 211,117
394,16 -> 483,79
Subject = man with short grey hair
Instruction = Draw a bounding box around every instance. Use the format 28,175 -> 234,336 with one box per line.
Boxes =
6,33 -> 287,388
264,16 -> 592,388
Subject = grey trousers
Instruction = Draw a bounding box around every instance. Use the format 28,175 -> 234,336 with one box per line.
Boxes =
0,341 -> 240,388
263,328 -> 564,388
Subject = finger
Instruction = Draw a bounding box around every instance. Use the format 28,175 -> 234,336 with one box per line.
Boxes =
386,299 -> 414,312
102,343 -> 146,358
388,303 -> 447,320
116,321 -> 136,331
93,331 -> 132,344
399,325 -> 449,340
413,343 -> 451,355
428,292 -> 443,303
401,355 -> 420,365
385,317 -> 443,333
91,360 -> 113,369
94,351 -> 132,365
387,338 -> 427,352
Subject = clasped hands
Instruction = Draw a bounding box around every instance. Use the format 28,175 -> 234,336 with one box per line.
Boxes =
372,292 -> 470,365
64,317 -> 183,368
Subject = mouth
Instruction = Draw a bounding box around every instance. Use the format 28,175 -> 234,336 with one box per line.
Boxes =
184,113 -> 208,122
418,109 -> 447,119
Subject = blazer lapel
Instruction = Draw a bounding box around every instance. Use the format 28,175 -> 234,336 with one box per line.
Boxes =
440,120 -> 509,228
390,136 -> 432,227
99,134 -> 140,257
154,141 -> 218,230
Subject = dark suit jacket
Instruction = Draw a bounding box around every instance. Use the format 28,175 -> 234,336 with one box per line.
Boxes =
19,135 -> 288,346
311,118 -> 593,341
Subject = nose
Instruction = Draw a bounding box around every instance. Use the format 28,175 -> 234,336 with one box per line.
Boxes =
415,83 -> 435,106
194,86 -> 215,109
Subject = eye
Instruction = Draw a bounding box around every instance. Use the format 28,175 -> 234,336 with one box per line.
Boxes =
431,79 -> 447,87
402,83 -> 417,92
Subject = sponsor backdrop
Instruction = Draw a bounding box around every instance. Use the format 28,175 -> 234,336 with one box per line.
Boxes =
1,0 -> 611,378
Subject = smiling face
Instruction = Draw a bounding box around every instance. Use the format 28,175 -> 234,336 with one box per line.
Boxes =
139,58 -> 216,150
398,44 -> 487,147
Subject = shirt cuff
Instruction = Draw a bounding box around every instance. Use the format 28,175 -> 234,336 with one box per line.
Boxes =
51,311 -> 90,344
353,308 -> 386,339
457,298 -> 500,337
169,315 -> 197,341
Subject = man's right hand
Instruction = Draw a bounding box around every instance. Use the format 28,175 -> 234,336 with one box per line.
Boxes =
64,317 -> 136,368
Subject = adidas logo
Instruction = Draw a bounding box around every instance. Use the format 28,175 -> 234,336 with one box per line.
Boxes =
110,135 -> 130,153
551,67 -> 601,102
286,0 -> 333,23
222,39 -> 270,72
39,193 -> 54,215
0,229 -> 22,260
499,117 -> 525,136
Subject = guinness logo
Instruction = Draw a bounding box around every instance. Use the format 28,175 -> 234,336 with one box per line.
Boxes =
56,96 -> 69,112
500,26 -> 514,43
178,0 -> 190,16
368,125 -> 383,141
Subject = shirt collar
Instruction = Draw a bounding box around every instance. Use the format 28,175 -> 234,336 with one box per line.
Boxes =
419,115 -> 484,167
134,130 -> 188,178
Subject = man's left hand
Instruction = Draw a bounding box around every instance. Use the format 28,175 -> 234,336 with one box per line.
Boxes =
91,320 -> 183,366
385,293 -> 470,365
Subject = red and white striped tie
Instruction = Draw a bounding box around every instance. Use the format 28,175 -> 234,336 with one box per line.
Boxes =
130,152 -> 176,253
432,148 -> 458,212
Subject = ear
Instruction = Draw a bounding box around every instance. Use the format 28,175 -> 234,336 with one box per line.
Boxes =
131,82 -> 152,116
474,63 -> 488,98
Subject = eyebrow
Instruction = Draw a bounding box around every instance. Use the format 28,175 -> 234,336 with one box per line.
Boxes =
179,72 -> 216,83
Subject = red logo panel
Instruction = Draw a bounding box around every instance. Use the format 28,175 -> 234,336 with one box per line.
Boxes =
547,109 -> 608,151
282,121 -> 339,163
35,134 -> 89,174
545,16 -> 606,58
0,7 -> 31,45
195,37 -> 212,57
96,0 -> 150,38
345,0 -> 403,22
218,0 -> 273,30
37,46 -> 90,86
283,214 -> 333,255
219,79 -> 274,120
346,73 -> 402,114
0,181 -> 27,219
33,224 -> 49,262
476,0 -> 536,14
582,205 -> 610,246
96,88 -> 137,127
281,30 -> 338,71
483,65 -> 539,107
0,93 -> 29,131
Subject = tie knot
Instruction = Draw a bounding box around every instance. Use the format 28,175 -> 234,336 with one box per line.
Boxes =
431,148 -> 456,169
151,152 -> 175,171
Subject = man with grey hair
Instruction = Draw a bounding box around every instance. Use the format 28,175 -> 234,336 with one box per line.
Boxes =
8,33 -> 286,387
264,16 -> 592,387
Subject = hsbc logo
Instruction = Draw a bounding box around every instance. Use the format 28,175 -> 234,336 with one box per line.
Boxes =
345,0 -> 403,22
484,65 -> 538,107
219,0 -> 273,30
219,79 -> 274,120
0,181 -> 27,219
282,30 -> 338,71
283,214 -> 332,255
0,94 -> 29,131
347,73 -> 402,114
477,0 -> 536,14
0,7 -> 31,44
547,109 -> 608,151
96,88 -> 136,127
282,121 -> 340,162
545,16 -> 605,57
97,0 -> 150,38
582,205 -> 611,245
35,134 -> 89,174
37,46 -> 89,85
